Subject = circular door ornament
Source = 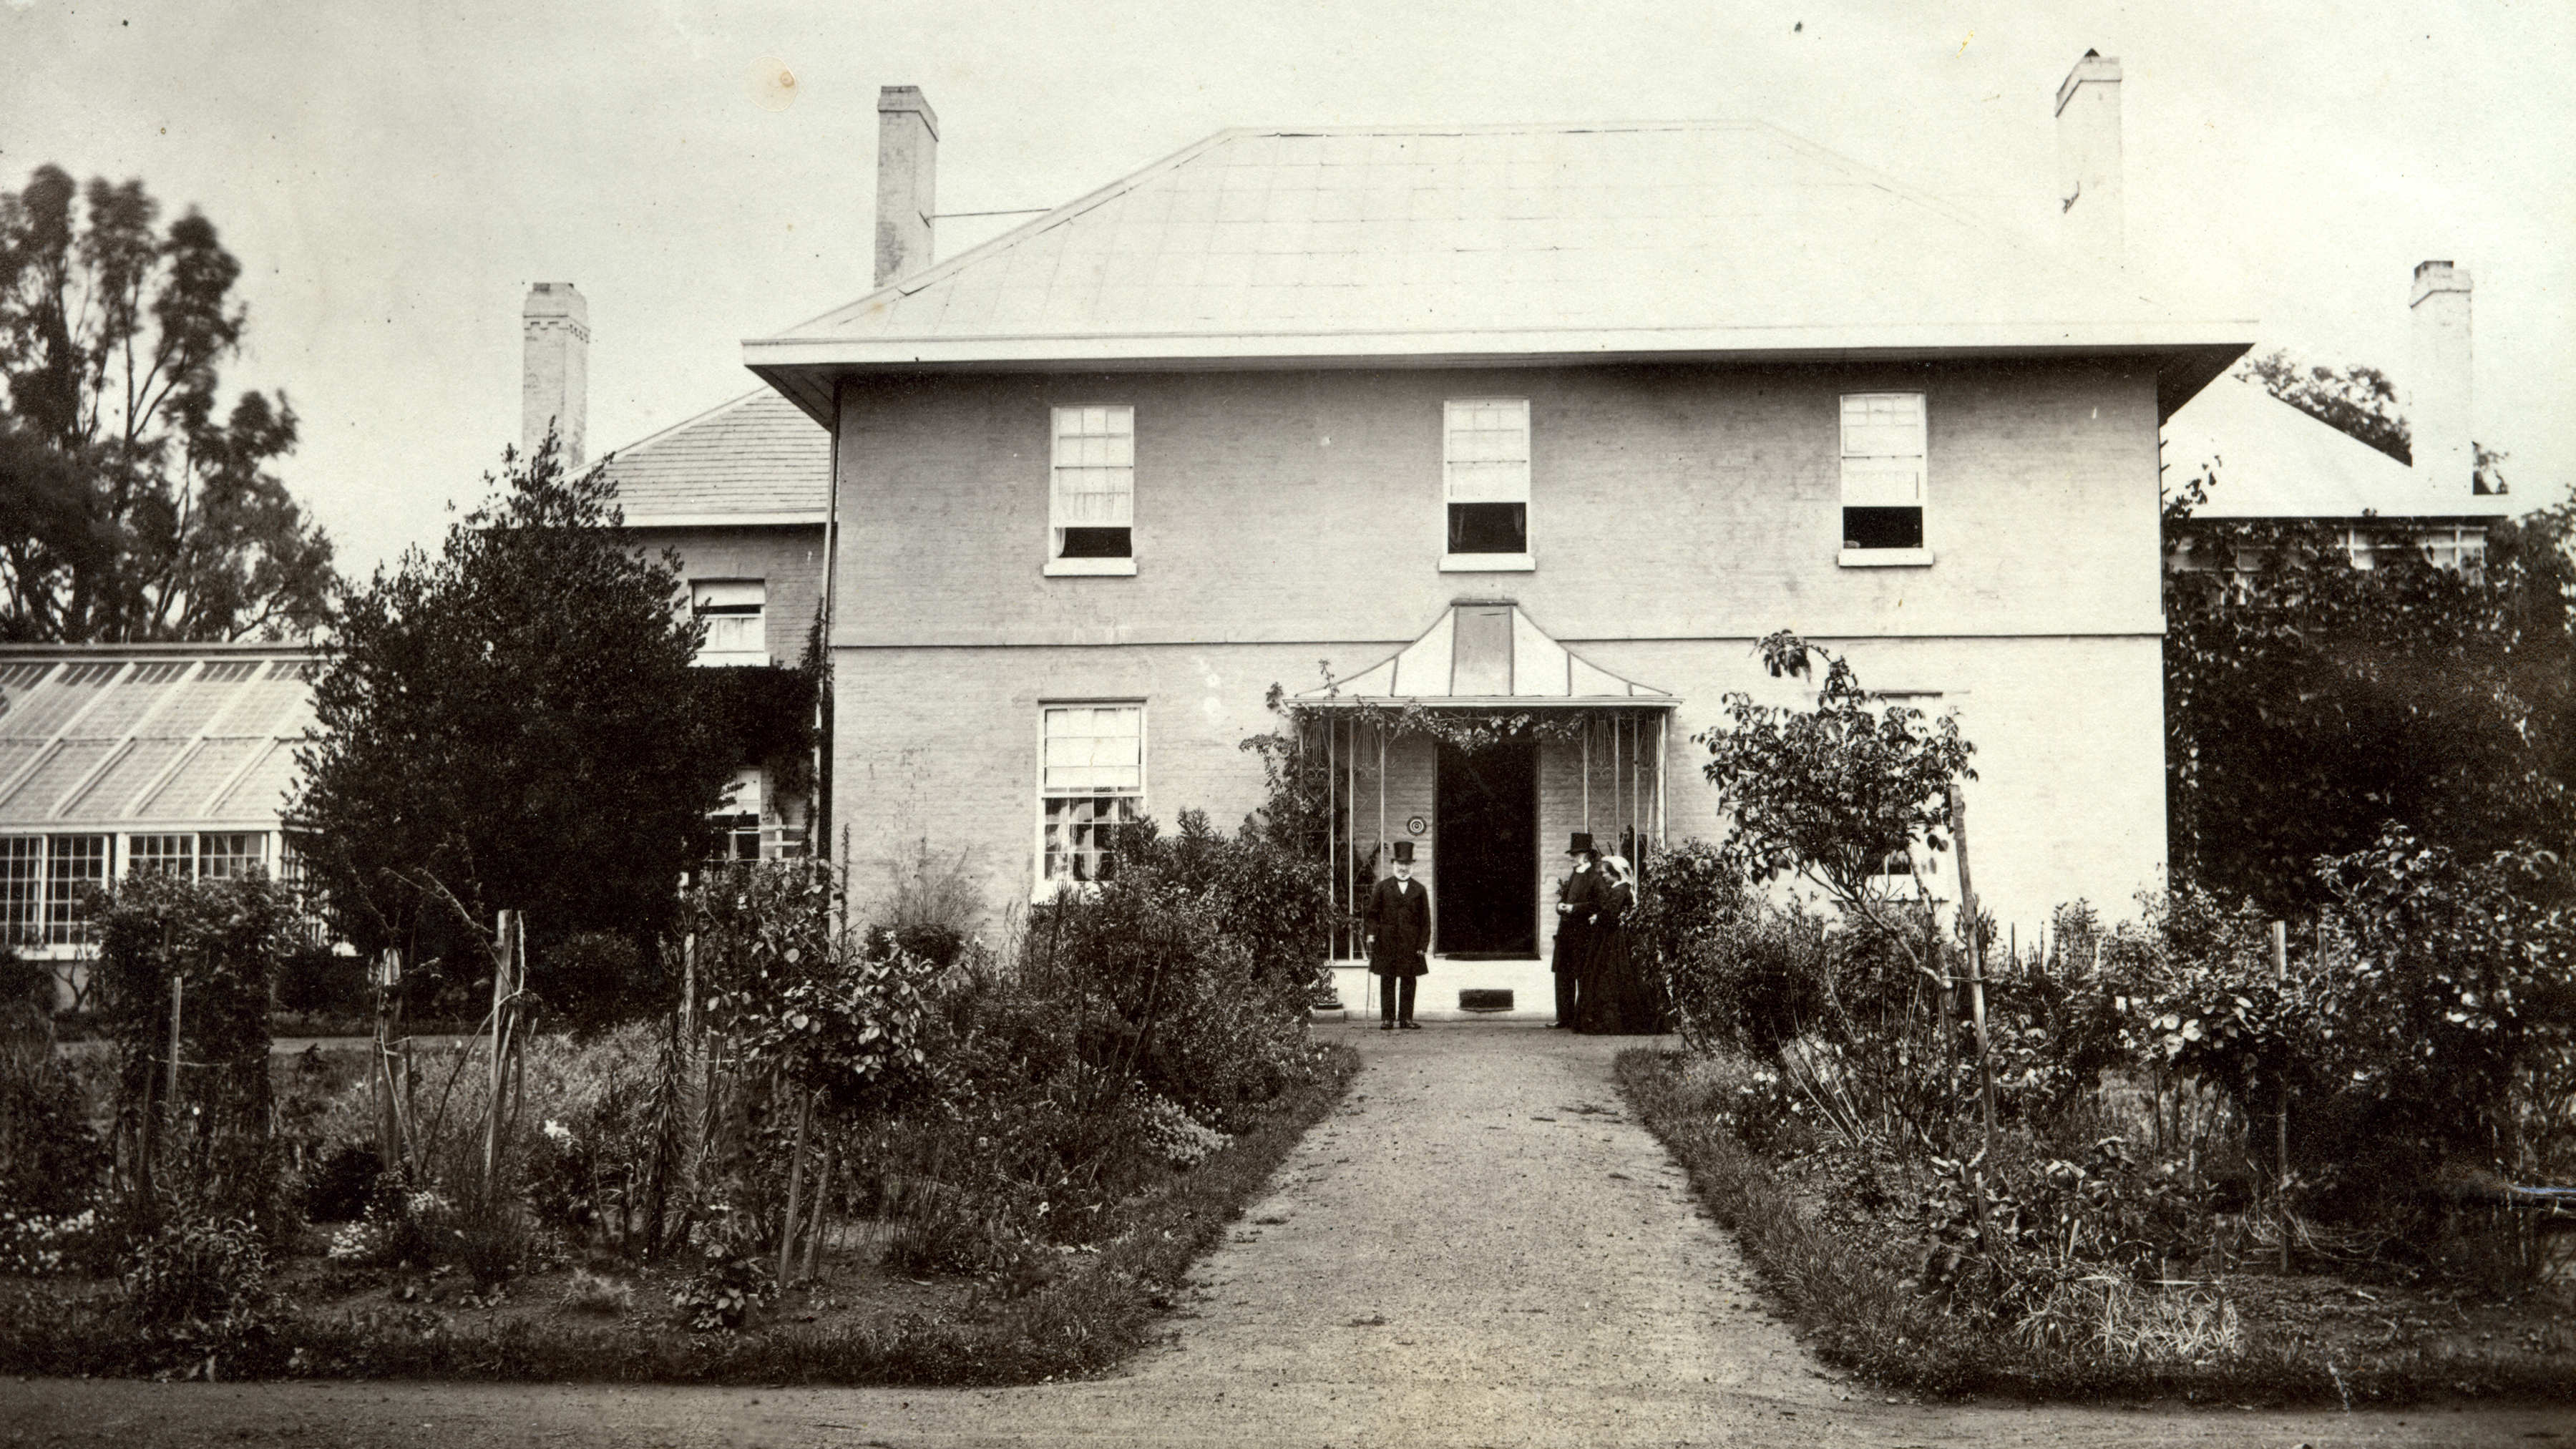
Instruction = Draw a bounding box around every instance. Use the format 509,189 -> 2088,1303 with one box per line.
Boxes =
1406,816 -> 1428,836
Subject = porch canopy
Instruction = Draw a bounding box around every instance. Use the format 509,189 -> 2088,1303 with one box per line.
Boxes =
1292,602 -> 1677,962
1294,601 -> 1675,710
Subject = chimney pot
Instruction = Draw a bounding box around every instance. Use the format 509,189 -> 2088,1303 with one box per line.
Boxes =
2054,52 -> 2124,271
521,282 -> 589,469
2409,260 -> 2474,494
875,86 -> 940,288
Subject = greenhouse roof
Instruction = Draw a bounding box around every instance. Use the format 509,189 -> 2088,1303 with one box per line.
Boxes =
0,644 -> 318,832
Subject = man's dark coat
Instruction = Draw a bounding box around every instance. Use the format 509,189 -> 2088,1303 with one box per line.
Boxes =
1552,862 -> 1604,975
1365,874 -> 1432,978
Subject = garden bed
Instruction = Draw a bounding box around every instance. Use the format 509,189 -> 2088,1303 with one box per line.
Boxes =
0,1040 -> 1357,1386
1617,1048 -> 2576,1406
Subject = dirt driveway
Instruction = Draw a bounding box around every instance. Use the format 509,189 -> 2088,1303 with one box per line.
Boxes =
1,1023 -> 2560,1446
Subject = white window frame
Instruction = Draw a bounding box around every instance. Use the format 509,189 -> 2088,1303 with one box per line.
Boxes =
1838,392 -> 1934,567
1045,406 -> 1137,577
125,833 -> 197,879
691,580 -> 769,667
1,836 -> 41,949
1439,398 -> 1535,572
1035,702 -> 1147,897
197,831 -> 268,882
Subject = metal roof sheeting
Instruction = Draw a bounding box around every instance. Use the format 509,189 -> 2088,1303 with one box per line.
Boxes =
0,650 -> 317,831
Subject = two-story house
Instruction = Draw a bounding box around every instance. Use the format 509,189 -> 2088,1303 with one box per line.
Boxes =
744,67 -> 2255,1019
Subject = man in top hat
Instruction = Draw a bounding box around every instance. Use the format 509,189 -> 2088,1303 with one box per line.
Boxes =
1365,841 -> 1431,1030
1551,831 -> 1603,1028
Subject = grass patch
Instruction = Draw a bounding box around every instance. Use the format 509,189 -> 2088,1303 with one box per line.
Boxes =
1615,1048 -> 2576,1407
0,1043 -> 1357,1387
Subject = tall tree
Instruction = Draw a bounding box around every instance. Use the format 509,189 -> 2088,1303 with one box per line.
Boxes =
0,164 -> 336,641
294,434 -> 731,1024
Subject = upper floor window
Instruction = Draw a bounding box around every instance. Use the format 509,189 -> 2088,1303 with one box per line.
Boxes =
1038,703 -> 1144,890
1442,399 -> 1533,570
1839,393 -> 1931,564
691,580 -> 767,666
1047,406 -> 1136,576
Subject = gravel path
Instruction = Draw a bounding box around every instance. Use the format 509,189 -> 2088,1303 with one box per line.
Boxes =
1,1023 -> 2560,1446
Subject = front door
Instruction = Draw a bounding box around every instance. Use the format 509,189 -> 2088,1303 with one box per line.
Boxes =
1434,739 -> 1538,956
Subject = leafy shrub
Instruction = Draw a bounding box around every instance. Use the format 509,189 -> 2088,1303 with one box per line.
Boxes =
538,931 -> 646,1031
299,1143 -> 382,1224
273,942 -> 364,1018
0,1034 -> 104,1216
121,1215 -> 269,1329
669,1249 -> 774,1332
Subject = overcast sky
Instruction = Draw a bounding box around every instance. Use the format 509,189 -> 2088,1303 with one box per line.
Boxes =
7,0 -> 2571,577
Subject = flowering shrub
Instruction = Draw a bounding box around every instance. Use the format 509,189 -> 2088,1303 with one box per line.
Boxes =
0,1207 -> 100,1277
1135,1094 -> 1229,1169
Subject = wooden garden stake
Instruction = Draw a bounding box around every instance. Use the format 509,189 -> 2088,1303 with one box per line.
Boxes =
2272,918 -> 2292,1273
165,968 -> 185,1142
803,1136 -> 836,1282
780,1086 -> 815,1283
1948,786 -> 1999,1158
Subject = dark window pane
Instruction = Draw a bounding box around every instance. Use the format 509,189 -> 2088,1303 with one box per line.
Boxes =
1843,507 -> 1922,550
1059,527 -> 1132,558
1447,502 -> 1526,555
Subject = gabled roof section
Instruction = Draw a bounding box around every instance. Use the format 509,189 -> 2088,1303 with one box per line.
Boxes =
1296,603 -> 1674,708
2162,373 -> 2509,522
596,388 -> 829,527
0,645 -> 318,831
748,121 -> 2253,419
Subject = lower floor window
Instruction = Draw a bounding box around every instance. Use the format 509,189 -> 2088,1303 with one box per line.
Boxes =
42,835 -> 108,945
1043,794 -> 1138,884
198,833 -> 264,880
711,814 -> 763,864
1040,703 -> 1145,888
1,837 -> 39,947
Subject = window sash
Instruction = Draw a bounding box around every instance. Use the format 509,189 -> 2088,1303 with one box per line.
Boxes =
44,835 -> 107,945
1444,399 -> 1531,504
1039,705 -> 1145,887
1041,705 -> 1144,795
198,832 -> 263,881
128,834 -> 196,879
1050,406 -> 1135,532
1,837 -> 39,947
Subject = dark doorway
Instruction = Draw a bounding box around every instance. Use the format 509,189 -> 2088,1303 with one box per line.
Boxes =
1435,739 -> 1538,956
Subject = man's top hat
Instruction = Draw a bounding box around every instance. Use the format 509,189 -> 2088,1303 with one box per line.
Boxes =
1566,831 -> 1595,856
1390,840 -> 1416,864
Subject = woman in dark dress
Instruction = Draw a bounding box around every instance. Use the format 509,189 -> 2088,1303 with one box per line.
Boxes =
1579,854 -> 1654,1033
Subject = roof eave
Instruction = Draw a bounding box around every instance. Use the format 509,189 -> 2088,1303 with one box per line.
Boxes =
748,329 -> 2255,417
1292,695 -> 1680,711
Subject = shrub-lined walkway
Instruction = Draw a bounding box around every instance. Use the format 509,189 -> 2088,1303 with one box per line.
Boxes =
1,1024 -> 2563,1445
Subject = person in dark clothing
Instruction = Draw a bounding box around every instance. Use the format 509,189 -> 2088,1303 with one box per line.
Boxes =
1551,832 -> 1603,1028
1578,852 -> 1654,1033
1365,840 -> 1431,1030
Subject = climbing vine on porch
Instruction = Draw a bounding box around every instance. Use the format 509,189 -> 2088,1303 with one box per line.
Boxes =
1260,666 -> 1644,756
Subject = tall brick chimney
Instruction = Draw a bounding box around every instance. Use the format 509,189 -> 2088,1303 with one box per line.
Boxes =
521,282 -> 589,468
2054,51 -> 2124,271
2409,260 -> 2474,494
875,86 -> 939,288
